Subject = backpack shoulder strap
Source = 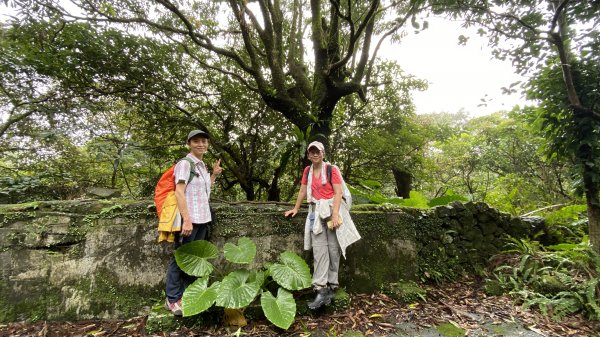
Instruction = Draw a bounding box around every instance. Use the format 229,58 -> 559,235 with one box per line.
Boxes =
327,163 -> 350,206
179,157 -> 199,184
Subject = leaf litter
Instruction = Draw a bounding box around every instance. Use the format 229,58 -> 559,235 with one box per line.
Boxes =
1,278 -> 598,337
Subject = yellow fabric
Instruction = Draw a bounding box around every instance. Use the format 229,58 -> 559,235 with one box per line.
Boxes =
157,191 -> 182,243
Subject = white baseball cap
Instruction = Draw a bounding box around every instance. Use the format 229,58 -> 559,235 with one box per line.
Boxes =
307,141 -> 325,152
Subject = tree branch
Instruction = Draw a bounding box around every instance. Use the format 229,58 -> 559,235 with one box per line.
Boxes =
549,0 -> 571,33
330,0 -> 379,72
39,0 -> 257,76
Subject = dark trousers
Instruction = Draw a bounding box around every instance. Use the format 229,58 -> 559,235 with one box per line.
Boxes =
165,222 -> 209,303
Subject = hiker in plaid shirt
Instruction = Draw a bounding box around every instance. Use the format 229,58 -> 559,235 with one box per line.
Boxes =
164,130 -> 222,316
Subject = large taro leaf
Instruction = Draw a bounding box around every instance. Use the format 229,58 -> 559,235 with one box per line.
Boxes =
181,278 -> 219,317
175,240 -> 218,277
269,251 -> 311,290
223,237 -> 256,264
215,270 -> 262,309
250,270 -> 267,288
260,288 -> 296,330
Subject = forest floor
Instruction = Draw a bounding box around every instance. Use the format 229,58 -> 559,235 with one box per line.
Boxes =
1,278 -> 599,337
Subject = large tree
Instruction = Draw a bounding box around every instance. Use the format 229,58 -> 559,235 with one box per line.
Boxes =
0,19 -> 301,201
4,0 -> 437,202
527,58 -> 599,235
17,0 -> 430,146
0,20 -> 198,198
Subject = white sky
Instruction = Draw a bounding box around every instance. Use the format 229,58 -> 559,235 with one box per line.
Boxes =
384,17 -> 531,117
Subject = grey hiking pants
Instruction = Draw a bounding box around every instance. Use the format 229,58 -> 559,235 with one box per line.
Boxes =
311,221 -> 341,290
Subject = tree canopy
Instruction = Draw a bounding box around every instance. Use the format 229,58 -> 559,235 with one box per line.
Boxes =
11,0 -> 434,144
1,0 -> 598,253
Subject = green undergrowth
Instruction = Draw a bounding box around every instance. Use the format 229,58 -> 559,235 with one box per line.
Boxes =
535,204 -> 588,245
349,183 -> 467,209
380,281 -> 427,303
485,236 -> 600,321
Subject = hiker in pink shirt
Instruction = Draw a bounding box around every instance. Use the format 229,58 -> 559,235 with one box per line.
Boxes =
284,141 -> 361,310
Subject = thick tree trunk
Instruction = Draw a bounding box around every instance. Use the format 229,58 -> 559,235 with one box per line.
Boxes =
111,159 -> 119,188
392,167 -> 412,199
267,173 -> 281,201
241,183 -> 255,201
583,163 -> 600,254
553,8 -> 600,251
267,147 -> 295,201
267,186 -> 280,201
111,145 -> 125,189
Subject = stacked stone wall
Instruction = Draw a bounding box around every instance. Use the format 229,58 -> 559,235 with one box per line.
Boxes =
0,200 -> 535,321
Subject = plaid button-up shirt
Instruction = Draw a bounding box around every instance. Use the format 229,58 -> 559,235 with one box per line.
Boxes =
174,154 -> 212,224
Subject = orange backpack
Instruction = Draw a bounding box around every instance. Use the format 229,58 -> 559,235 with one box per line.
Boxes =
154,157 -> 197,218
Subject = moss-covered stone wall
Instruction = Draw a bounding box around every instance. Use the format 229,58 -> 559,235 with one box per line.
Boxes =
0,200 -> 535,322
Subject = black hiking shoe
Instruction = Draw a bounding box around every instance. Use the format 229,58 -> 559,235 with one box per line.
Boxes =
308,287 -> 333,310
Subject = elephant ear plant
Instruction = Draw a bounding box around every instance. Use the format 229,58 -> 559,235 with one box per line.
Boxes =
174,237 -> 312,329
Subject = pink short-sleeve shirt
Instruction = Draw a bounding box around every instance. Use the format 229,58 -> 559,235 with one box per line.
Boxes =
301,164 -> 342,200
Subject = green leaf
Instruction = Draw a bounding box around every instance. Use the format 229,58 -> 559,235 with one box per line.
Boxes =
99,3 -> 116,16
182,278 -> 218,316
360,179 -> 382,190
396,191 -> 430,209
260,288 -> 296,330
546,243 -> 578,251
292,125 -> 304,141
224,237 -> 257,264
428,194 -> 468,207
410,16 -> 419,29
175,240 -> 218,277
269,251 -> 312,291
252,270 -> 267,288
215,270 -> 261,309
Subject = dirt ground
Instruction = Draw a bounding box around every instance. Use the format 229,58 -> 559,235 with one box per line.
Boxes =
1,279 -> 599,337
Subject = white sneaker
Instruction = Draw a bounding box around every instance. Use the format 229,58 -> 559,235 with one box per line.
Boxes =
164,298 -> 183,316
